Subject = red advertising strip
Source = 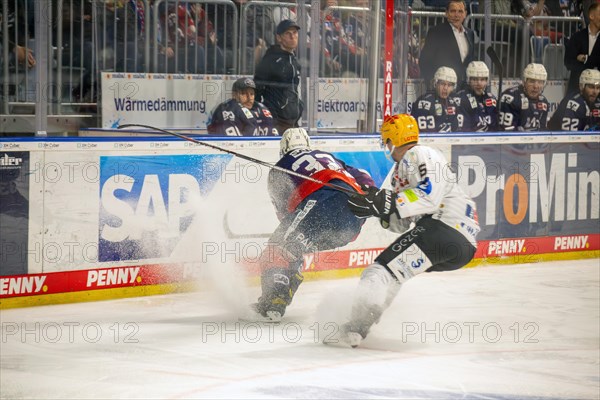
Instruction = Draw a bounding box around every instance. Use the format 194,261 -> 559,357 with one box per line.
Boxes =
1,235 -> 597,303
0,264 -> 186,299
475,234 -> 599,259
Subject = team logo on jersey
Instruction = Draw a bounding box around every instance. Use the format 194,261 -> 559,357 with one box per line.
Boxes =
593,109 -> 600,117
567,100 -> 580,112
469,96 -> 477,108
485,98 -> 496,107
418,100 -> 431,110
417,177 -> 432,194
242,107 -> 254,119
263,109 -> 272,118
501,94 -> 514,104
222,110 -> 235,121
465,203 -> 479,223
447,106 -> 455,115
536,102 -> 547,111
435,103 -> 442,116
521,96 -> 529,110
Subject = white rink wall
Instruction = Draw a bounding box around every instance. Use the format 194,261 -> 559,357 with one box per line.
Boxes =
0,132 -> 598,307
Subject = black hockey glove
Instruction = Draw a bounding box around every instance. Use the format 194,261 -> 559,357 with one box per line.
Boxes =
347,186 -> 397,220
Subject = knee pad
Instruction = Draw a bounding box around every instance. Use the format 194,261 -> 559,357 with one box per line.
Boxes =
380,243 -> 433,283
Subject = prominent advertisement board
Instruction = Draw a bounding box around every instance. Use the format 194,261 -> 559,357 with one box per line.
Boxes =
0,134 -> 597,308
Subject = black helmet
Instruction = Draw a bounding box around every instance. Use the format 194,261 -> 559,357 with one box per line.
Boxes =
232,77 -> 256,92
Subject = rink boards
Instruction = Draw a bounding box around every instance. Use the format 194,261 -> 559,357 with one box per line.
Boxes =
0,132 -> 598,308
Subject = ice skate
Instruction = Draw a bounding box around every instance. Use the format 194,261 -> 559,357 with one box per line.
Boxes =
340,304 -> 383,348
240,296 -> 287,323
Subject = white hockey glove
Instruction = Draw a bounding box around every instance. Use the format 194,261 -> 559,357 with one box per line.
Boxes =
347,186 -> 397,221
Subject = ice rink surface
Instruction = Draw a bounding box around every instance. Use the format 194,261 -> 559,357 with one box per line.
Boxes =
1,259 -> 599,400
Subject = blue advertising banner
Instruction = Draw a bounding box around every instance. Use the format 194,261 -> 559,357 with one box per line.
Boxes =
99,154 -> 233,262
332,151 -> 395,187
453,142 -> 600,240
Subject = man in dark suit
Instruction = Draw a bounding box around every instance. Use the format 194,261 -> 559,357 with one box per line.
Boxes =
419,0 -> 475,89
565,2 -> 600,94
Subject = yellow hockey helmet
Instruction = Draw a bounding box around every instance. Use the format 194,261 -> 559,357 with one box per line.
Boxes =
380,114 -> 419,149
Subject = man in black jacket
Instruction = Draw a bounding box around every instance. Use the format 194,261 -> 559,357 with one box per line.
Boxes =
254,19 -> 304,133
564,2 -> 600,94
419,0 -> 474,89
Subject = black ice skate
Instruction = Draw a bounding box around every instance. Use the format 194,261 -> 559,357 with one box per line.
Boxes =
246,296 -> 287,322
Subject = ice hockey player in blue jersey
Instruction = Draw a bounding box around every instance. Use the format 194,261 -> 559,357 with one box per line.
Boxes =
207,77 -> 278,136
411,67 -> 460,133
453,61 -> 498,132
250,128 -> 375,321
548,69 -> 600,131
499,63 -> 550,131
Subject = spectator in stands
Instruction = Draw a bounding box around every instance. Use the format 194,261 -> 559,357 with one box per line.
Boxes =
102,0 -> 146,72
491,0 -> 528,77
454,61 -> 499,132
548,68 -> 600,130
254,19 -> 304,133
188,3 -> 226,74
564,2 -> 600,94
207,77 -> 278,136
156,2 -> 206,74
207,0 -> 274,74
321,0 -> 364,77
55,0 -> 94,101
411,66 -> 460,132
499,63 -> 550,131
341,0 -> 369,77
419,0 -> 474,88
523,0 -> 564,43
0,0 -> 36,69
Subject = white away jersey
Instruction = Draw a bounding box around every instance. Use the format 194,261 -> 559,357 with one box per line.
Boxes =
389,145 -> 480,246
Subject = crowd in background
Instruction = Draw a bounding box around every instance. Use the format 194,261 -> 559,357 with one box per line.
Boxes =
1,0 -> 599,133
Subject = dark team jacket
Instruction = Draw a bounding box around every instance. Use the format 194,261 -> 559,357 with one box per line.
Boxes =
453,89 -> 498,132
254,45 -> 304,126
267,149 -> 374,220
499,85 -> 549,131
411,92 -> 460,133
548,93 -> 600,131
207,99 -> 278,136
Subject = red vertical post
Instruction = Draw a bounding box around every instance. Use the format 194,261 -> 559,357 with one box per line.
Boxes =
382,0 -> 395,118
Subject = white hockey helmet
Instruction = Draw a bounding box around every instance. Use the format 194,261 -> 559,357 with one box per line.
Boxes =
466,61 -> 489,79
434,66 -> 457,85
523,63 -> 547,82
280,128 -> 311,157
579,69 -> 600,89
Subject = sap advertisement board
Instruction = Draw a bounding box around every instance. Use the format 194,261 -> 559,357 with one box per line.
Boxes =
97,147 -> 395,263
0,134 -> 597,306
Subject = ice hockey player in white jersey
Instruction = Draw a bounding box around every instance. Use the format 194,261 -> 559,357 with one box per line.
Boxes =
453,61 -> 498,132
499,63 -> 549,131
411,67 -> 460,133
343,114 -> 480,347
548,69 -> 600,131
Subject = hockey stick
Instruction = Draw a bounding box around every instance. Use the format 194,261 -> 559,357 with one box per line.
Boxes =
117,123 -> 360,196
222,211 -> 271,239
486,46 -> 503,97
